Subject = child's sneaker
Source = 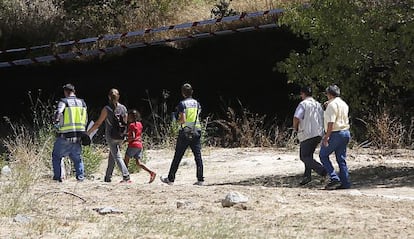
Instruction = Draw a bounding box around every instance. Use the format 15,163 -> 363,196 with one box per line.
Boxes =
149,172 -> 156,184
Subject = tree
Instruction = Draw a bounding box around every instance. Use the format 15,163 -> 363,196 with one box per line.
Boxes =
276,0 -> 414,118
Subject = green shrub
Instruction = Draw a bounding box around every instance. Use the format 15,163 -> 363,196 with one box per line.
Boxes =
211,0 -> 238,18
81,145 -> 105,177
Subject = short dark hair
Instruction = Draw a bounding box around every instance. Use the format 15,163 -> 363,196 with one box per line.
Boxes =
181,83 -> 193,97
326,85 -> 341,97
128,109 -> 141,121
63,83 -> 75,92
300,86 -> 312,96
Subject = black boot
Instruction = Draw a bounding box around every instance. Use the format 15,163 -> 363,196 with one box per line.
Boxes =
299,176 -> 312,185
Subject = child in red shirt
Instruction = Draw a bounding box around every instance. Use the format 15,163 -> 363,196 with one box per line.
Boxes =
123,109 -> 156,183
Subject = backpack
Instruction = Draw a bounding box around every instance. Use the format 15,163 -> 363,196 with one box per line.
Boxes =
106,105 -> 127,140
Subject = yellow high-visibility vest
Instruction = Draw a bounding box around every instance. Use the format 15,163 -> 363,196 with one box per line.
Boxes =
58,97 -> 87,134
181,98 -> 201,129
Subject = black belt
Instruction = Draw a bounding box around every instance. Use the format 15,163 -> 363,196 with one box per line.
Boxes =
57,132 -> 83,138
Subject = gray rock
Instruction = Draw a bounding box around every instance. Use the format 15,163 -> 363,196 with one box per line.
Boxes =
93,206 -> 123,215
1,165 -> 11,176
177,200 -> 196,209
221,191 -> 248,207
13,214 -> 32,224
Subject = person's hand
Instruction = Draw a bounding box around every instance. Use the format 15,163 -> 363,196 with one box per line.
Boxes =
323,101 -> 329,110
322,136 -> 329,147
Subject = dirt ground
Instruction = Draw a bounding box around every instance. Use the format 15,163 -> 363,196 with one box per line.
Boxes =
1,146 -> 414,239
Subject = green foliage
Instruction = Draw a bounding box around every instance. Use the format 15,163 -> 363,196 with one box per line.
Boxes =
145,120 -> 179,149
55,0 -> 139,40
81,145 -> 104,176
277,0 -> 414,117
211,0 -> 238,18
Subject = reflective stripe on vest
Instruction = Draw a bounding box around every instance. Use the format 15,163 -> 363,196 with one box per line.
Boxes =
58,98 -> 87,133
181,99 -> 201,129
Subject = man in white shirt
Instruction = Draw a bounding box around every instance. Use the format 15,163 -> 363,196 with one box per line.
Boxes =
293,86 -> 327,185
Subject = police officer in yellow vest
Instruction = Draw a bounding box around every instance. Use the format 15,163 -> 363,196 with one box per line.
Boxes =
161,83 -> 204,186
52,83 -> 88,182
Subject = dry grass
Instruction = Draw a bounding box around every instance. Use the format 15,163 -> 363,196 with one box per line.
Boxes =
0,0 -> 306,59
0,125 -> 46,217
204,101 -> 294,148
365,109 -> 412,150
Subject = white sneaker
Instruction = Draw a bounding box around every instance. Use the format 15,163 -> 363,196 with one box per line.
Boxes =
160,176 -> 173,185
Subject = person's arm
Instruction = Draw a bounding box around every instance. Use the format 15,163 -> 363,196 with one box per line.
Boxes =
322,101 -> 337,146
53,100 -> 66,124
87,107 -> 107,135
178,111 -> 185,124
122,110 -> 128,125
176,102 -> 186,125
293,117 -> 300,132
292,104 -> 304,132
322,122 -> 334,146
127,124 -> 136,143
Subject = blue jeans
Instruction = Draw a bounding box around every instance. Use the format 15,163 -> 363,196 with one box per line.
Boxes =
167,130 -> 203,182
52,137 -> 84,180
105,137 -> 130,181
319,130 -> 351,188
